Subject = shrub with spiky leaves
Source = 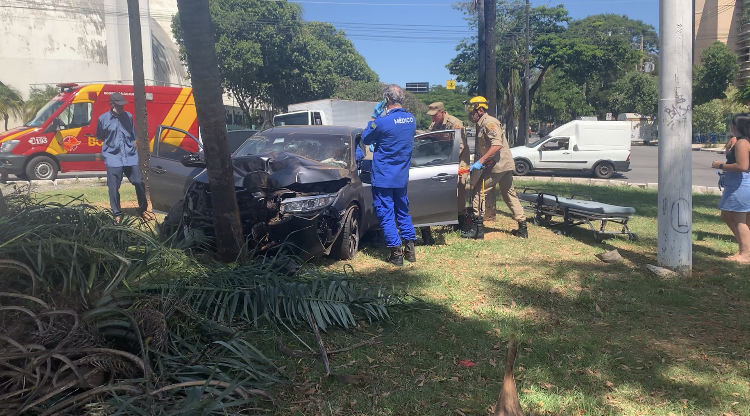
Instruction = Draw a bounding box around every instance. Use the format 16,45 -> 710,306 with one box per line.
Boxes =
0,192 -> 409,414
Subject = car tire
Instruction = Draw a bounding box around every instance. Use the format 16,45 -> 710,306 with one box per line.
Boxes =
332,206 -> 359,260
160,200 -> 185,238
25,155 -> 58,181
593,162 -> 614,179
514,159 -> 531,176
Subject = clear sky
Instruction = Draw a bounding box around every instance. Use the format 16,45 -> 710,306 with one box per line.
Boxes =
298,0 -> 660,88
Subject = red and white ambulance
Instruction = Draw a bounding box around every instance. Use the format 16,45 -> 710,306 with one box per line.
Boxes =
0,83 -> 199,180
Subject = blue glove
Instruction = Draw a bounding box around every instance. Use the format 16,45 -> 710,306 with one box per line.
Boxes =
372,100 -> 386,119
469,161 -> 484,172
368,144 -> 375,152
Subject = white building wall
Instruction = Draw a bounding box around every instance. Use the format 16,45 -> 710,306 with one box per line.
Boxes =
0,0 -> 188,127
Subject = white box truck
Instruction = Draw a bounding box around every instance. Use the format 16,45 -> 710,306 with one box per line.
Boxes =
510,121 -> 631,179
273,99 -> 378,127
617,113 -> 657,144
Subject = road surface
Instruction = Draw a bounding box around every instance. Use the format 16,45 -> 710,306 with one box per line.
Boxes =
514,145 -> 722,188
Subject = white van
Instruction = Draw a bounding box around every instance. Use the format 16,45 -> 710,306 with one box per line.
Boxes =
510,121 -> 631,179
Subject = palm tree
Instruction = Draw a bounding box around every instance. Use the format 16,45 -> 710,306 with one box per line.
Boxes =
0,81 -> 24,131
23,85 -> 58,122
175,0 -> 244,262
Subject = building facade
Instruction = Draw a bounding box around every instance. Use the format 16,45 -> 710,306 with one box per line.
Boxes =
0,0 -> 188,126
694,0 -> 749,83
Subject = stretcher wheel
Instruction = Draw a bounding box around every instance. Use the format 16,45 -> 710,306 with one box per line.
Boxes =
532,215 -> 543,226
594,232 -> 604,243
628,233 -> 638,242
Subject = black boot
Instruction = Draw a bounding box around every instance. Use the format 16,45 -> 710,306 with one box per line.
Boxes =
460,216 -> 484,240
386,246 -> 403,266
453,214 -> 467,231
403,240 -> 416,262
421,227 -> 435,246
511,220 -> 528,238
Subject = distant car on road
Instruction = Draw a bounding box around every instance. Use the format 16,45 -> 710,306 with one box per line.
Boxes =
149,125 -> 462,260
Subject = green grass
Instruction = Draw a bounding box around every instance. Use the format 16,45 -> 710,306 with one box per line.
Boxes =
39,182 -> 750,415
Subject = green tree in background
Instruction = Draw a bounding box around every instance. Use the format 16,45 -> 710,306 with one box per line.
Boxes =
333,79 -> 383,101
173,0 -> 377,118
533,68 -> 592,124
415,85 -> 471,123
694,88 -> 747,136
0,81 -> 24,131
693,100 -> 729,135
694,41 -> 740,106
24,85 -> 59,122
607,71 -> 658,116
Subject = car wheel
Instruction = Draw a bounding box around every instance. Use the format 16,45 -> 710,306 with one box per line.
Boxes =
593,162 -> 614,179
160,200 -> 185,238
333,206 -> 360,260
514,159 -> 530,176
25,155 -> 58,181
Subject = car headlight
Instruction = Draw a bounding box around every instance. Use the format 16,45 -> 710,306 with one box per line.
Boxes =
280,193 -> 337,214
0,140 -> 20,153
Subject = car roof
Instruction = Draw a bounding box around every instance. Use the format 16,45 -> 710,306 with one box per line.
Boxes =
258,125 -> 363,136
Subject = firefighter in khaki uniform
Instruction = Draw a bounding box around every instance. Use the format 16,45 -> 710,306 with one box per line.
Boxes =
461,96 -> 527,239
418,102 -> 470,245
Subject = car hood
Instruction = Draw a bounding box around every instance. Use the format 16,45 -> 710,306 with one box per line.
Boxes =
0,126 -> 32,142
193,151 -> 350,192
510,145 -> 535,158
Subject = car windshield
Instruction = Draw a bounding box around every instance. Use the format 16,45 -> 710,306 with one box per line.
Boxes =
235,133 -> 351,169
25,99 -> 65,128
527,135 -> 549,148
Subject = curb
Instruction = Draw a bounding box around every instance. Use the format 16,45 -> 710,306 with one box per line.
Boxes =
515,176 -> 722,195
0,175 -> 724,196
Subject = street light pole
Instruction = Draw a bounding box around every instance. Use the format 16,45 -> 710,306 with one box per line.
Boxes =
657,0 -> 692,274
523,0 -> 530,144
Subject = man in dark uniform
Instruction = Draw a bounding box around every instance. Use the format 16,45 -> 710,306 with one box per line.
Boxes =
461,96 -> 527,239
96,92 -> 148,222
362,84 -> 417,265
418,102 -> 470,244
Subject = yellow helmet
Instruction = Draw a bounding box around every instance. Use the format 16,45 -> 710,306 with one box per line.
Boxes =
464,96 -> 489,112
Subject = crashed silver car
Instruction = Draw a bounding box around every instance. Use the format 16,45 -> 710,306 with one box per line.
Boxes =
149,125 -> 462,260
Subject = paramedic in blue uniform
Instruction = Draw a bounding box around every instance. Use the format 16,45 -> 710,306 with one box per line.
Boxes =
96,92 -> 148,222
362,84 -> 417,266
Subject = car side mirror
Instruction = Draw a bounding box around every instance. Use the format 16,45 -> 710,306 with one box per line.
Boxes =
573,144 -> 579,151
180,152 -> 206,168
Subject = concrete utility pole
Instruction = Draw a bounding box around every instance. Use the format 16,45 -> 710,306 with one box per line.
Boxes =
126,0 -> 151,208
523,0 -> 530,144
657,0 -> 692,274
485,0 -> 497,116
477,0 -> 486,97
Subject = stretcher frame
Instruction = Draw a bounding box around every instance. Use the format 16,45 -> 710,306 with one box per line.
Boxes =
519,189 -> 638,243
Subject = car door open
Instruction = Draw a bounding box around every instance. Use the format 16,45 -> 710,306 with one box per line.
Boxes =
408,130 -> 460,227
149,125 -> 204,212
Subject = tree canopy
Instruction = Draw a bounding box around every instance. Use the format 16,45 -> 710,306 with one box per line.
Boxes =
606,71 -> 658,116
448,7 -> 658,126
0,81 -> 24,131
693,41 -> 740,106
173,0 -> 377,116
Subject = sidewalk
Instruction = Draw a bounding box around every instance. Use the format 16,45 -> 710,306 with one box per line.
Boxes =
692,143 -> 725,153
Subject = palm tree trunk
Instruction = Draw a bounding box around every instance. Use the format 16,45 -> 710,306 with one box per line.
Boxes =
175,0 -> 244,262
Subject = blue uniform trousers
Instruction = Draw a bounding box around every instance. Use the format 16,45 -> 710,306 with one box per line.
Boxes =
106,165 -> 147,217
372,186 -> 416,247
